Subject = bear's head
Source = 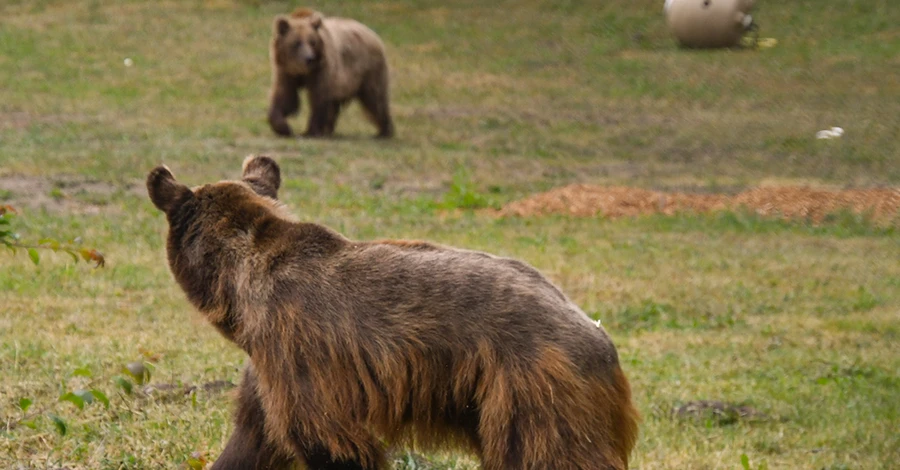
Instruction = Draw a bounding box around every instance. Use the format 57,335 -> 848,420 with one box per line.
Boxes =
147,155 -> 284,341
272,8 -> 325,76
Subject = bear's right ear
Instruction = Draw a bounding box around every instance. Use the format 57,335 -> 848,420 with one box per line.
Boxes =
147,166 -> 192,214
242,155 -> 281,199
274,15 -> 291,37
310,13 -> 323,30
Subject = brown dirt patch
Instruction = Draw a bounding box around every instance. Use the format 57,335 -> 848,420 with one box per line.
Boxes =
673,400 -> 769,424
0,111 -> 91,130
0,175 -> 140,215
141,380 -> 235,397
498,185 -> 900,225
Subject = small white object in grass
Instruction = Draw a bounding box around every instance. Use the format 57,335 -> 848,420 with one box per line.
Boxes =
124,58 -> 134,67
742,14 -> 754,28
816,127 -> 844,139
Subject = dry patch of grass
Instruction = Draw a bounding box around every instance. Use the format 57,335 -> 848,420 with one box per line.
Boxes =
498,184 -> 900,224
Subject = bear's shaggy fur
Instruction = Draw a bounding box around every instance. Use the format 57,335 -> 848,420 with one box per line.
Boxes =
147,156 -> 639,470
268,9 -> 394,138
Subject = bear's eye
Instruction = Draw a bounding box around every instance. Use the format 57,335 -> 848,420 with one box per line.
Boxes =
308,38 -> 317,47
293,41 -> 303,50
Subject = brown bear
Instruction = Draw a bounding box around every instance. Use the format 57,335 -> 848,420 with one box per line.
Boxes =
268,8 -> 394,139
147,156 -> 639,470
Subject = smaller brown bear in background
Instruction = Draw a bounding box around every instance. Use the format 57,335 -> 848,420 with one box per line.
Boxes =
268,8 -> 394,139
147,156 -> 639,470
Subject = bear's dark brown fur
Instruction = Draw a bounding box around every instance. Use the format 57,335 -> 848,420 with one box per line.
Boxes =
147,156 -> 638,470
268,8 -> 394,138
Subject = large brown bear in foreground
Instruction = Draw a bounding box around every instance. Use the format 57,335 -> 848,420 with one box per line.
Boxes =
268,9 -> 394,138
147,156 -> 638,470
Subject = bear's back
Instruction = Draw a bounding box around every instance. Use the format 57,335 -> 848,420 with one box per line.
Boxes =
311,242 -> 621,372
322,16 -> 386,57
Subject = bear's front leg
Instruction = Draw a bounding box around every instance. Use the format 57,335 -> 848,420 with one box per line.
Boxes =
268,74 -> 302,137
252,358 -> 387,469
211,367 -> 294,470
302,445 -> 370,470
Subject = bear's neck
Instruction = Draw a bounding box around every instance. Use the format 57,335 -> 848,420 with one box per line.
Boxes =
171,217 -> 349,348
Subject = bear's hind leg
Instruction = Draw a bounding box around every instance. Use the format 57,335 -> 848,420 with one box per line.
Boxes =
480,408 -> 628,470
358,83 -> 394,139
477,417 -> 522,470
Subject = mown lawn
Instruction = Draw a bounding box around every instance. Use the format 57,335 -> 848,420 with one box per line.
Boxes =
1,1 -> 898,469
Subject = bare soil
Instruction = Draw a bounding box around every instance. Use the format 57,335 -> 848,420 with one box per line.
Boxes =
498,185 -> 900,225
673,400 -> 768,424
0,175 -> 140,214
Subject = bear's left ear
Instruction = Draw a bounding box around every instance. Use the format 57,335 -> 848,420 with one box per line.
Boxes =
274,15 -> 292,37
147,166 -> 193,214
242,155 -> 281,199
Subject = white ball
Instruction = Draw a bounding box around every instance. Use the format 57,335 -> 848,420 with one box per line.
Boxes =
124,58 -> 134,67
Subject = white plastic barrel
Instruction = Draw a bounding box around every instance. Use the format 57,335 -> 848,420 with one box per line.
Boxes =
665,0 -> 756,48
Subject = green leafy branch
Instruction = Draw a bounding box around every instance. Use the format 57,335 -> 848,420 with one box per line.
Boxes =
6,361 -> 150,436
7,361 -> 151,437
0,205 -> 105,267
7,356 -> 219,467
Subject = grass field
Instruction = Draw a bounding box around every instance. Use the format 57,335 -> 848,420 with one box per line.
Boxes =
1,0 -> 898,469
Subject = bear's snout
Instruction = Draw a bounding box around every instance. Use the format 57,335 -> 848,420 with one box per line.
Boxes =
302,52 -> 318,66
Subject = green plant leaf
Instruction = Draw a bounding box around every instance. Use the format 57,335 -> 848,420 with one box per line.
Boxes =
740,454 -> 751,470
58,392 -> 85,410
125,361 -> 150,385
21,419 -> 37,430
74,389 -> 95,406
18,397 -> 33,413
90,389 -> 110,408
27,247 -> 40,265
114,376 -> 133,395
186,456 -> 205,470
72,366 -> 93,378
49,414 -> 67,436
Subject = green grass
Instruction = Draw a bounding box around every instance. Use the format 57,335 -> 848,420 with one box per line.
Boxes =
1,1 -> 898,469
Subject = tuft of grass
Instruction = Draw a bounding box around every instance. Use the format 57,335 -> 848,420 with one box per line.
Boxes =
438,166 -> 494,210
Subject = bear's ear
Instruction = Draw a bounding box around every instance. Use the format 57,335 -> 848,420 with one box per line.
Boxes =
310,12 -> 323,30
242,155 -> 281,199
274,15 -> 291,37
147,165 -> 192,214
